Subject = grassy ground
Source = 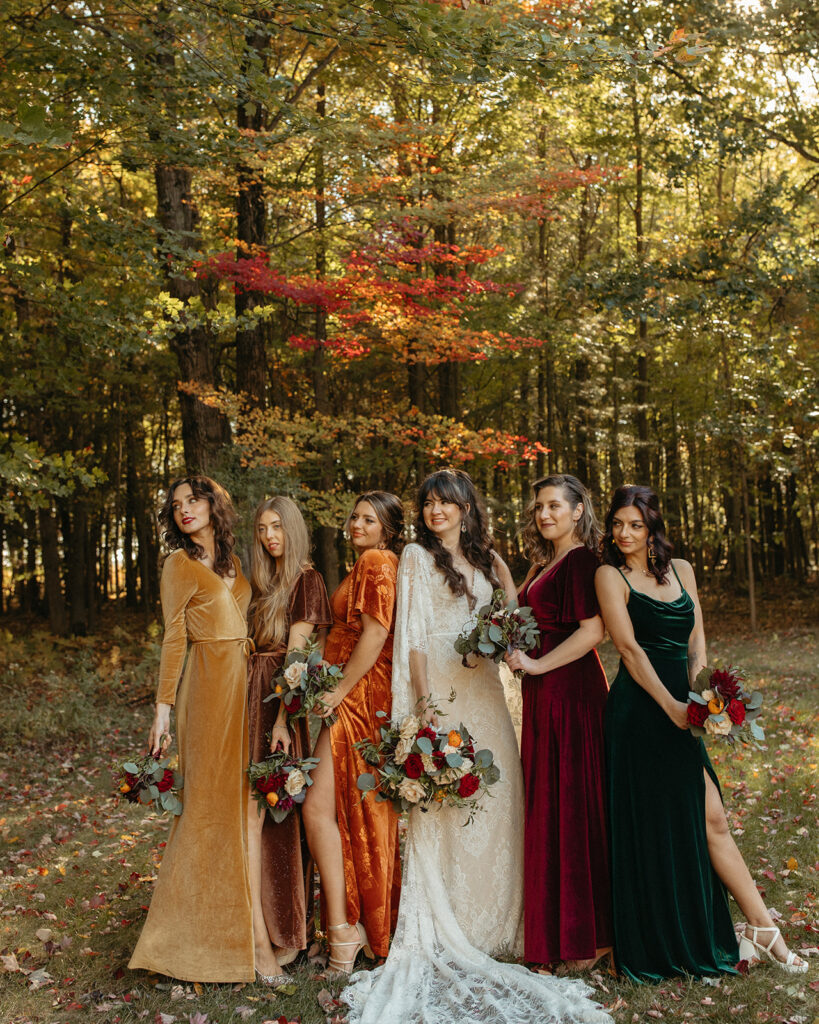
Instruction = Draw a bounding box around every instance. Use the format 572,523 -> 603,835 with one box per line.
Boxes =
0,593 -> 817,1024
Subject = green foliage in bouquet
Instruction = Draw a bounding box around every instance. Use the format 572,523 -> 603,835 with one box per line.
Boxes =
116,755 -> 183,815
247,746 -> 320,824
687,664 -> 764,744
454,588 -> 539,667
264,634 -> 345,725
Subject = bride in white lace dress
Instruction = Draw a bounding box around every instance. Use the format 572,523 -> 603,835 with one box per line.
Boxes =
342,470 -> 610,1024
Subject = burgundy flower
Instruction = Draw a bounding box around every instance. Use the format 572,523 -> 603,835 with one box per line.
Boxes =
416,726 -> 437,742
278,795 -> 294,812
156,769 -> 175,793
687,701 -> 709,728
710,667 -> 742,700
726,699 -> 746,726
432,750 -> 447,767
255,775 -> 277,794
404,754 -> 424,779
285,692 -> 303,713
457,774 -> 480,798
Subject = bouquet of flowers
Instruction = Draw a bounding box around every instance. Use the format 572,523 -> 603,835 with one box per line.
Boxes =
247,747 -> 320,823
454,588 -> 539,669
115,754 -> 183,815
355,694 -> 500,822
264,635 -> 345,725
687,664 -> 764,743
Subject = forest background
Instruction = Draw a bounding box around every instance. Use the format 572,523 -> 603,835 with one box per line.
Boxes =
1,0 -> 817,628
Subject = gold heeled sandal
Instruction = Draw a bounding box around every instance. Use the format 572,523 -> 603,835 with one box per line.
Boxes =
324,920 -> 374,976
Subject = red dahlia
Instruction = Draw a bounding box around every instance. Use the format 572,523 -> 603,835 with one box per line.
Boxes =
710,667 -> 742,700
416,726 -> 437,742
726,699 -> 746,726
687,702 -> 709,728
457,774 -> 480,798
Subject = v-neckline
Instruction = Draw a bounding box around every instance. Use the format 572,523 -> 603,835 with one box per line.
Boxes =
194,554 -> 243,609
528,544 -> 584,592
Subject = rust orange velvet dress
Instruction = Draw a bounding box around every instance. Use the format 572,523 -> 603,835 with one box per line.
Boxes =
325,548 -> 401,957
247,567 -> 331,950
129,549 -> 255,982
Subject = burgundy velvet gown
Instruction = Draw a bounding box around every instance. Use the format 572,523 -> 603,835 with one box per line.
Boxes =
247,567 -> 331,950
520,545 -> 612,964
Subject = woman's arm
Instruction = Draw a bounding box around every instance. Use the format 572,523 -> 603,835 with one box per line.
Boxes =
506,615 -> 604,676
595,565 -> 688,729
270,619 -> 322,752
675,559 -> 707,685
493,553 -> 517,605
317,613 -> 389,716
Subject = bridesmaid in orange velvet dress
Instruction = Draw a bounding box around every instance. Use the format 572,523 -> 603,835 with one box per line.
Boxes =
506,474 -> 612,972
302,491 -> 404,973
246,496 -> 331,982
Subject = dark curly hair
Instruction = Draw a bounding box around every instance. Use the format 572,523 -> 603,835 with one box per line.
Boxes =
158,476 -> 238,578
601,484 -> 673,584
413,469 -> 499,598
348,490 -> 405,555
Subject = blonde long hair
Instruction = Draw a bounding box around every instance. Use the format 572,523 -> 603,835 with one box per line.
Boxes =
249,496 -> 312,649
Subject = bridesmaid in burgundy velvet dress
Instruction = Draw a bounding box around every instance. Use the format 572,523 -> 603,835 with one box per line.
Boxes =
506,474 -> 612,972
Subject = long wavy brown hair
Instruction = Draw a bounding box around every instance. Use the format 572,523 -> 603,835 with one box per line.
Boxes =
347,490 -> 405,555
601,484 -> 674,584
521,474 -> 601,565
413,469 -> 499,597
158,476 -> 237,577
249,496 -> 312,649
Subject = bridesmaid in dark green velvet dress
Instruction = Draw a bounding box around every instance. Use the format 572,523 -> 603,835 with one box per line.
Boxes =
596,485 -> 807,981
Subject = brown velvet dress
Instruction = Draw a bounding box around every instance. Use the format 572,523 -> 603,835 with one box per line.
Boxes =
247,567 -> 331,950
325,548 -> 401,957
129,549 -> 255,982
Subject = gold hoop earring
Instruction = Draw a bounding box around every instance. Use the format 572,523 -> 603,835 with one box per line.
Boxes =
648,542 -> 656,566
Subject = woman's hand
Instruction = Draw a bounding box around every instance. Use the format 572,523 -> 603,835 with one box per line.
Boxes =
667,699 -> 689,731
316,688 -> 345,718
505,649 -> 539,675
419,700 -> 439,729
270,721 -> 292,754
147,703 -> 172,758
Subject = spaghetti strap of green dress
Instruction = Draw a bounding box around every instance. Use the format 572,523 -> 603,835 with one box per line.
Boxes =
604,564 -> 739,981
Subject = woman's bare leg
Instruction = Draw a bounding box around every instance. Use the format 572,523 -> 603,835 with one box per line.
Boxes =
247,796 -> 283,976
302,727 -> 359,961
704,772 -> 806,967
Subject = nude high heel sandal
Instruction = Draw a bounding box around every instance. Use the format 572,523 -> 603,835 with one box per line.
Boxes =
738,925 -> 808,974
325,921 -> 374,976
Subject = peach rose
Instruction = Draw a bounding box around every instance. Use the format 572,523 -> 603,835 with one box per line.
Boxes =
399,714 -> 421,739
705,715 -> 732,737
394,736 -> 413,765
284,769 -> 306,795
283,661 -> 307,688
397,776 -> 426,804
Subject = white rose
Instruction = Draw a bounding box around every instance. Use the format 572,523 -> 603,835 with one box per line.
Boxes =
284,661 -> 307,688
398,776 -> 426,804
705,715 -> 732,737
394,736 -> 413,765
284,769 -> 306,795
399,714 -> 421,740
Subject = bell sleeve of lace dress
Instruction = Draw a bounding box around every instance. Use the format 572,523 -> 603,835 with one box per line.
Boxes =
390,543 -> 433,719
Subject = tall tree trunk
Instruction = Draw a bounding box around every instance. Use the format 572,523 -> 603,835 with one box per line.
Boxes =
235,19 -> 269,408
631,82 -> 651,484
39,507 -> 67,634
311,83 -> 339,592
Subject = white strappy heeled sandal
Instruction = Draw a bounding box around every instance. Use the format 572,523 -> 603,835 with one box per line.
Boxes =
324,920 -> 374,976
738,925 -> 808,974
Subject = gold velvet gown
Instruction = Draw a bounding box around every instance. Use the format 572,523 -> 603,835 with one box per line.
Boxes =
246,567 -> 332,950
129,549 -> 255,982
325,548 -> 401,958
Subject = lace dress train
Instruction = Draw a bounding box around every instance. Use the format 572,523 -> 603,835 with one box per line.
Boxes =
342,544 -> 610,1024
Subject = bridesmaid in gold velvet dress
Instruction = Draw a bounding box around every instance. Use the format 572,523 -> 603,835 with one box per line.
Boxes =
130,476 -> 255,982
246,496 -> 332,981
303,492 -> 404,972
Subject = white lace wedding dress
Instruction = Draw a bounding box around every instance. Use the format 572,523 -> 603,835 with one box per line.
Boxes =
342,544 -> 611,1024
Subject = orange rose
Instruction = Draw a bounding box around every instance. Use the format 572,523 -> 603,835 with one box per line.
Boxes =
266,792 -> 279,807
119,782 -> 131,794
447,730 -> 462,748
707,695 -> 725,715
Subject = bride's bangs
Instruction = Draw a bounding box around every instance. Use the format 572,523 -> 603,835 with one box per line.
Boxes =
418,470 -> 468,511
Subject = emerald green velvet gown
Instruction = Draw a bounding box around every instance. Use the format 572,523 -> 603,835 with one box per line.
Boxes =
604,565 -> 739,981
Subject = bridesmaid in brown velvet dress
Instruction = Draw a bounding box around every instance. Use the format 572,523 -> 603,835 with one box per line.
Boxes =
506,474 -> 612,972
247,496 -> 331,981
130,476 -> 255,982
302,492 -> 404,973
